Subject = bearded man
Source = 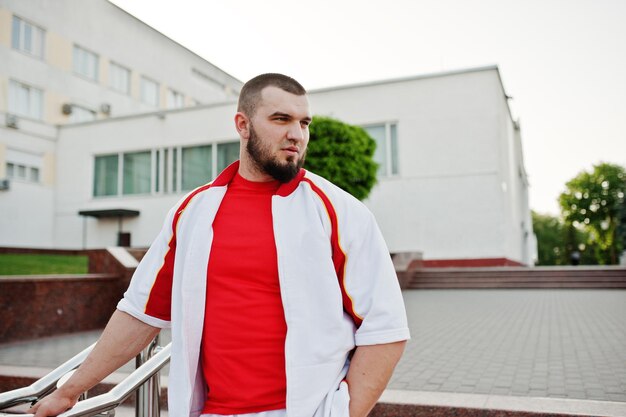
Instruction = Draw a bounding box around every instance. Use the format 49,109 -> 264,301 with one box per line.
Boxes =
31,74 -> 409,417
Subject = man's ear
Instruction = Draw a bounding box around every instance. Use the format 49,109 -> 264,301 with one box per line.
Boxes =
234,112 -> 250,139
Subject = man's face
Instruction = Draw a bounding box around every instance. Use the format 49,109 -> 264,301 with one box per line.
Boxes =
243,86 -> 311,183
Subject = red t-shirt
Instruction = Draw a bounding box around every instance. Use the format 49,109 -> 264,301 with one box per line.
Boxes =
201,173 -> 287,414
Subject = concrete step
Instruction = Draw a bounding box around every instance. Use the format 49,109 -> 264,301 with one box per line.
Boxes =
404,266 -> 626,289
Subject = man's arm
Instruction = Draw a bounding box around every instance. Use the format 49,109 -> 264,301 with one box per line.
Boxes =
346,340 -> 406,417
28,310 -> 160,417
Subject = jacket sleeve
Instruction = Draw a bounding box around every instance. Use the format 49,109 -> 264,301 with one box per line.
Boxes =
116,204 -> 178,329
342,209 -> 410,346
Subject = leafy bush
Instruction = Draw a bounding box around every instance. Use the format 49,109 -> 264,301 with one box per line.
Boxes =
306,116 -> 378,200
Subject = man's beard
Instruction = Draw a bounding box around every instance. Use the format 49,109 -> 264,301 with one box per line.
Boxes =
246,125 -> 305,183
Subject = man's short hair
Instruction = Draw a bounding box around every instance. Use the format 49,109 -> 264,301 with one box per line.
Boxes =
238,73 -> 307,117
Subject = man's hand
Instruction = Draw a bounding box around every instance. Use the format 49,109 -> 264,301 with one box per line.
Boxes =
24,310 -> 160,417
346,340 -> 406,417
28,388 -> 78,417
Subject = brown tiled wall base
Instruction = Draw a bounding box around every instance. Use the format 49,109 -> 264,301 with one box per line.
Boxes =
0,247 -> 139,343
0,275 -> 125,343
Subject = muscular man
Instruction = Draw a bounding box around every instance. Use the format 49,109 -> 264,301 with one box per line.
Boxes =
30,74 -> 409,417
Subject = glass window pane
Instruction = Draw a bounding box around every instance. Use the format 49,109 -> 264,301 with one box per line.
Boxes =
17,165 -> 26,179
110,62 -> 130,94
155,150 -> 160,192
30,167 -> 40,182
23,23 -> 32,52
167,89 -> 184,109
363,125 -> 387,176
123,151 -> 151,195
70,106 -> 96,123
94,155 -> 119,196
141,77 -> 159,106
12,16 -> 21,50
34,26 -> 44,58
7,163 -> 15,178
31,87 -> 43,120
217,142 -> 239,173
182,145 -> 212,190
172,148 -> 178,191
390,124 -> 399,175
73,46 -> 98,80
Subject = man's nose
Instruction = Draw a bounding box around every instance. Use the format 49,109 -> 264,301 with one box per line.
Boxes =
286,122 -> 305,142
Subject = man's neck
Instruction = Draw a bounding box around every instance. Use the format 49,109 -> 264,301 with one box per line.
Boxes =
238,156 -> 274,182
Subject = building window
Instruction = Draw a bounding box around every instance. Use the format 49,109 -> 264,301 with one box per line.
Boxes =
166,89 -> 184,109
93,142 -> 239,197
94,154 -> 119,196
8,80 -> 43,120
217,142 -> 239,173
6,149 -> 43,183
110,62 -> 130,94
11,15 -> 45,59
141,76 -> 159,107
363,122 -> 399,177
69,106 -> 96,123
30,167 -> 40,182
73,45 -> 99,81
123,151 -> 152,195
182,145 -> 212,191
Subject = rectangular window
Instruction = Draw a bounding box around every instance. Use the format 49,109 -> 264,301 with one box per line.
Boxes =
172,148 -> 178,191
73,45 -> 99,81
141,76 -> 159,106
182,145 -> 212,191
6,149 -> 43,183
363,122 -> 399,177
123,151 -> 152,195
217,142 -> 239,173
69,106 -> 96,123
30,167 -> 40,182
110,62 -> 130,94
17,165 -> 26,179
12,15 -> 45,59
8,80 -> 43,120
166,89 -> 184,109
94,154 -> 119,196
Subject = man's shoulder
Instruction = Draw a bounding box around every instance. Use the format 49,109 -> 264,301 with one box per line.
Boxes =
301,170 -> 370,214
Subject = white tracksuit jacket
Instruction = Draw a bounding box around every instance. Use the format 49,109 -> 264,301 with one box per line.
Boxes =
117,161 -> 410,417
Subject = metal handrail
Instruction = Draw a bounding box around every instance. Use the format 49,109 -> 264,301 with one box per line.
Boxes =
56,343 -> 171,417
0,343 -> 96,410
0,342 -> 171,417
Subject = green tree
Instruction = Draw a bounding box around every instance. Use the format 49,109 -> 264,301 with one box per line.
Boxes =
305,116 -> 378,200
532,211 -> 567,265
558,162 -> 626,264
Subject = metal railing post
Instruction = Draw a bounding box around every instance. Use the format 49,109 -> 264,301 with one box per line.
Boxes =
135,335 -> 161,417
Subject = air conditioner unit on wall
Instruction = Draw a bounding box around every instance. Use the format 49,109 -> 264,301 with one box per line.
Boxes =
0,179 -> 10,191
6,114 -> 18,129
100,103 -> 111,115
62,103 -> 73,115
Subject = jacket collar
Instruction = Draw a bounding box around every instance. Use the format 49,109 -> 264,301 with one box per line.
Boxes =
213,160 -> 305,197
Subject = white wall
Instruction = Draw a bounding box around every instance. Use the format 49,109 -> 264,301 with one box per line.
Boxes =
1,0 -> 242,124
54,103 -> 238,248
0,115 -> 57,247
309,67 -> 529,262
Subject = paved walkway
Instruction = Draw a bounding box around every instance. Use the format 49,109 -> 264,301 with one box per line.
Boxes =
391,290 -> 626,403
1,289 -> 625,408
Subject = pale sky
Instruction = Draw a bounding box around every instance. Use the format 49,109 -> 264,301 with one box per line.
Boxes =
109,0 -> 626,216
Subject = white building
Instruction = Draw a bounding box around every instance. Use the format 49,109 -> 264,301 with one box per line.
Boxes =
0,0 -> 534,266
